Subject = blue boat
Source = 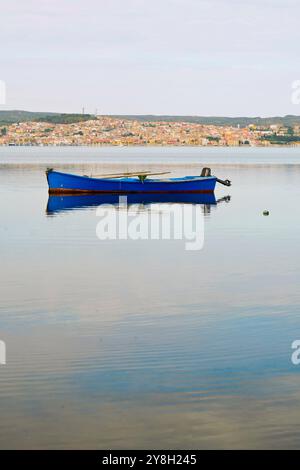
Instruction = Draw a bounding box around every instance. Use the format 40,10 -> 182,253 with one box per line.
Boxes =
46,168 -> 231,195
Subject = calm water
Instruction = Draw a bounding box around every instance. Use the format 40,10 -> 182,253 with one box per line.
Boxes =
1,147 -> 300,449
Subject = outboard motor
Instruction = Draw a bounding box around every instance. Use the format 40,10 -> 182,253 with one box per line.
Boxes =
201,167 -> 231,186
200,167 -> 212,177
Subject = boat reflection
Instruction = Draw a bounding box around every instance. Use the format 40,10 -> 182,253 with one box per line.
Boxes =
46,193 -> 231,216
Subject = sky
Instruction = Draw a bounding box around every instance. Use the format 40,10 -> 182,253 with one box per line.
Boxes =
1,0 -> 300,116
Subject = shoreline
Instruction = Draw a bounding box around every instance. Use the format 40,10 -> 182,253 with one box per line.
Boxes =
1,143 -> 300,148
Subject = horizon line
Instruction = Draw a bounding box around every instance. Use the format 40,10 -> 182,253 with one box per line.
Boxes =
1,110 -> 300,119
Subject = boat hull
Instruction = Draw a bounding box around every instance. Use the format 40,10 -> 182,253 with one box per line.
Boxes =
47,171 -> 217,194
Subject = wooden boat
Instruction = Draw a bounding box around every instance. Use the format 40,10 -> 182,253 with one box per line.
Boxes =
46,168 -> 231,195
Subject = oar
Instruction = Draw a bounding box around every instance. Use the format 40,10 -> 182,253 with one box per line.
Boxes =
91,171 -> 151,178
91,171 -> 171,179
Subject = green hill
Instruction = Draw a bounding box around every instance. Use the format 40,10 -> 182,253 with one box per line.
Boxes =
0,110 -> 95,125
1,111 -> 300,128
109,114 -> 300,128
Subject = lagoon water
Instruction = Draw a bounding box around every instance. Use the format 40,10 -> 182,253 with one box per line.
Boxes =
1,146 -> 300,449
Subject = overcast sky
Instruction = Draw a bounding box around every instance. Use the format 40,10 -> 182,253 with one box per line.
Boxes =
1,0 -> 300,115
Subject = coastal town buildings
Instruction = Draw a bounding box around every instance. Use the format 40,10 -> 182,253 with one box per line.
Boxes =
0,117 -> 299,146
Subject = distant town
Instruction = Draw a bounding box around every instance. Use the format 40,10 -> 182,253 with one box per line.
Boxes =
1,113 -> 300,146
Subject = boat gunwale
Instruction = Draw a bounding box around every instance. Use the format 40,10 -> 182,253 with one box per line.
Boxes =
47,170 -> 217,184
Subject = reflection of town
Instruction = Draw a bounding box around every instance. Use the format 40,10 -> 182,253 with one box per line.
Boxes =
1,116 -> 300,146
